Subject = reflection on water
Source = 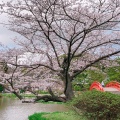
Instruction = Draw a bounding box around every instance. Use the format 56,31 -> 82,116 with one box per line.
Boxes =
0,97 -> 68,120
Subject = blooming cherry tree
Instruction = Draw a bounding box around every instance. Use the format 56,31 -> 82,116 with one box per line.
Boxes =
0,0 -> 120,101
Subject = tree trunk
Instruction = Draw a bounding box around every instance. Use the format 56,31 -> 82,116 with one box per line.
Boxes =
34,87 -> 66,102
34,95 -> 66,102
12,91 -> 23,100
64,77 -> 74,100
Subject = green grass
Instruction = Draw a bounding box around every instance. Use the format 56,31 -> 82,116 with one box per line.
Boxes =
37,90 -> 49,94
1,90 -> 49,98
28,111 -> 88,120
1,93 -> 16,98
36,100 -> 64,104
1,93 -> 36,98
23,94 -> 36,97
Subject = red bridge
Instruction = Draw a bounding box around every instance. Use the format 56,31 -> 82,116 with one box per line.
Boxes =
90,81 -> 120,94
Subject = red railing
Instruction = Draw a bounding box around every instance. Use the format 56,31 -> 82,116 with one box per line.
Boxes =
90,81 -> 104,92
106,81 -> 120,91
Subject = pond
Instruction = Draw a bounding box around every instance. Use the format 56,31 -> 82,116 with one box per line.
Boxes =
0,97 -> 68,120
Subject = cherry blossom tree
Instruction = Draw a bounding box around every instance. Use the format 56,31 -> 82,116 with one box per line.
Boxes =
0,47 -> 65,101
0,0 -> 120,101
0,48 -> 64,102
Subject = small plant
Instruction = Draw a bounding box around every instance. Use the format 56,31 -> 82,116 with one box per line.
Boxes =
71,90 -> 120,120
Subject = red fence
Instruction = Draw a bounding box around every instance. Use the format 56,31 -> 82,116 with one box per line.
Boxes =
90,81 -> 104,92
106,81 -> 120,91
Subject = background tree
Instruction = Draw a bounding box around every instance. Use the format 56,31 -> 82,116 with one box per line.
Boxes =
0,0 -> 120,101
106,66 -> 120,82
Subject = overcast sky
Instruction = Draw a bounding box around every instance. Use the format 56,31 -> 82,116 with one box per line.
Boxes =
0,0 -> 19,49
0,15 -> 18,49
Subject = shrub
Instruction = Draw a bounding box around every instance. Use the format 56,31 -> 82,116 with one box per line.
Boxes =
0,84 -> 4,93
71,90 -> 120,120
73,84 -> 82,91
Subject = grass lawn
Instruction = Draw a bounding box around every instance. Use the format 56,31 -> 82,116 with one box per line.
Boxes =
28,111 -> 88,120
1,93 -> 36,98
1,93 -> 16,98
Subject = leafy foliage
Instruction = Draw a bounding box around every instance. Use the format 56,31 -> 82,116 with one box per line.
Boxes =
0,84 -> 4,92
73,84 -> 83,91
87,70 -> 106,83
106,66 -> 120,82
71,91 -> 120,120
73,70 -> 106,91
116,57 -> 120,65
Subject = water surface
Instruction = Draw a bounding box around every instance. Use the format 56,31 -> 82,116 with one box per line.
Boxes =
0,97 -> 68,120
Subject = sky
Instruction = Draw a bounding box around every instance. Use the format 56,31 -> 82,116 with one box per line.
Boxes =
0,14 -> 18,49
0,25 -> 18,48
0,0 -> 19,49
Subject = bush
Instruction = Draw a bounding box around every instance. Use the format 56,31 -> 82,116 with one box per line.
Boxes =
73,84 -> 82,91
0,84 -> 4,92
71,90 -> 120,120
